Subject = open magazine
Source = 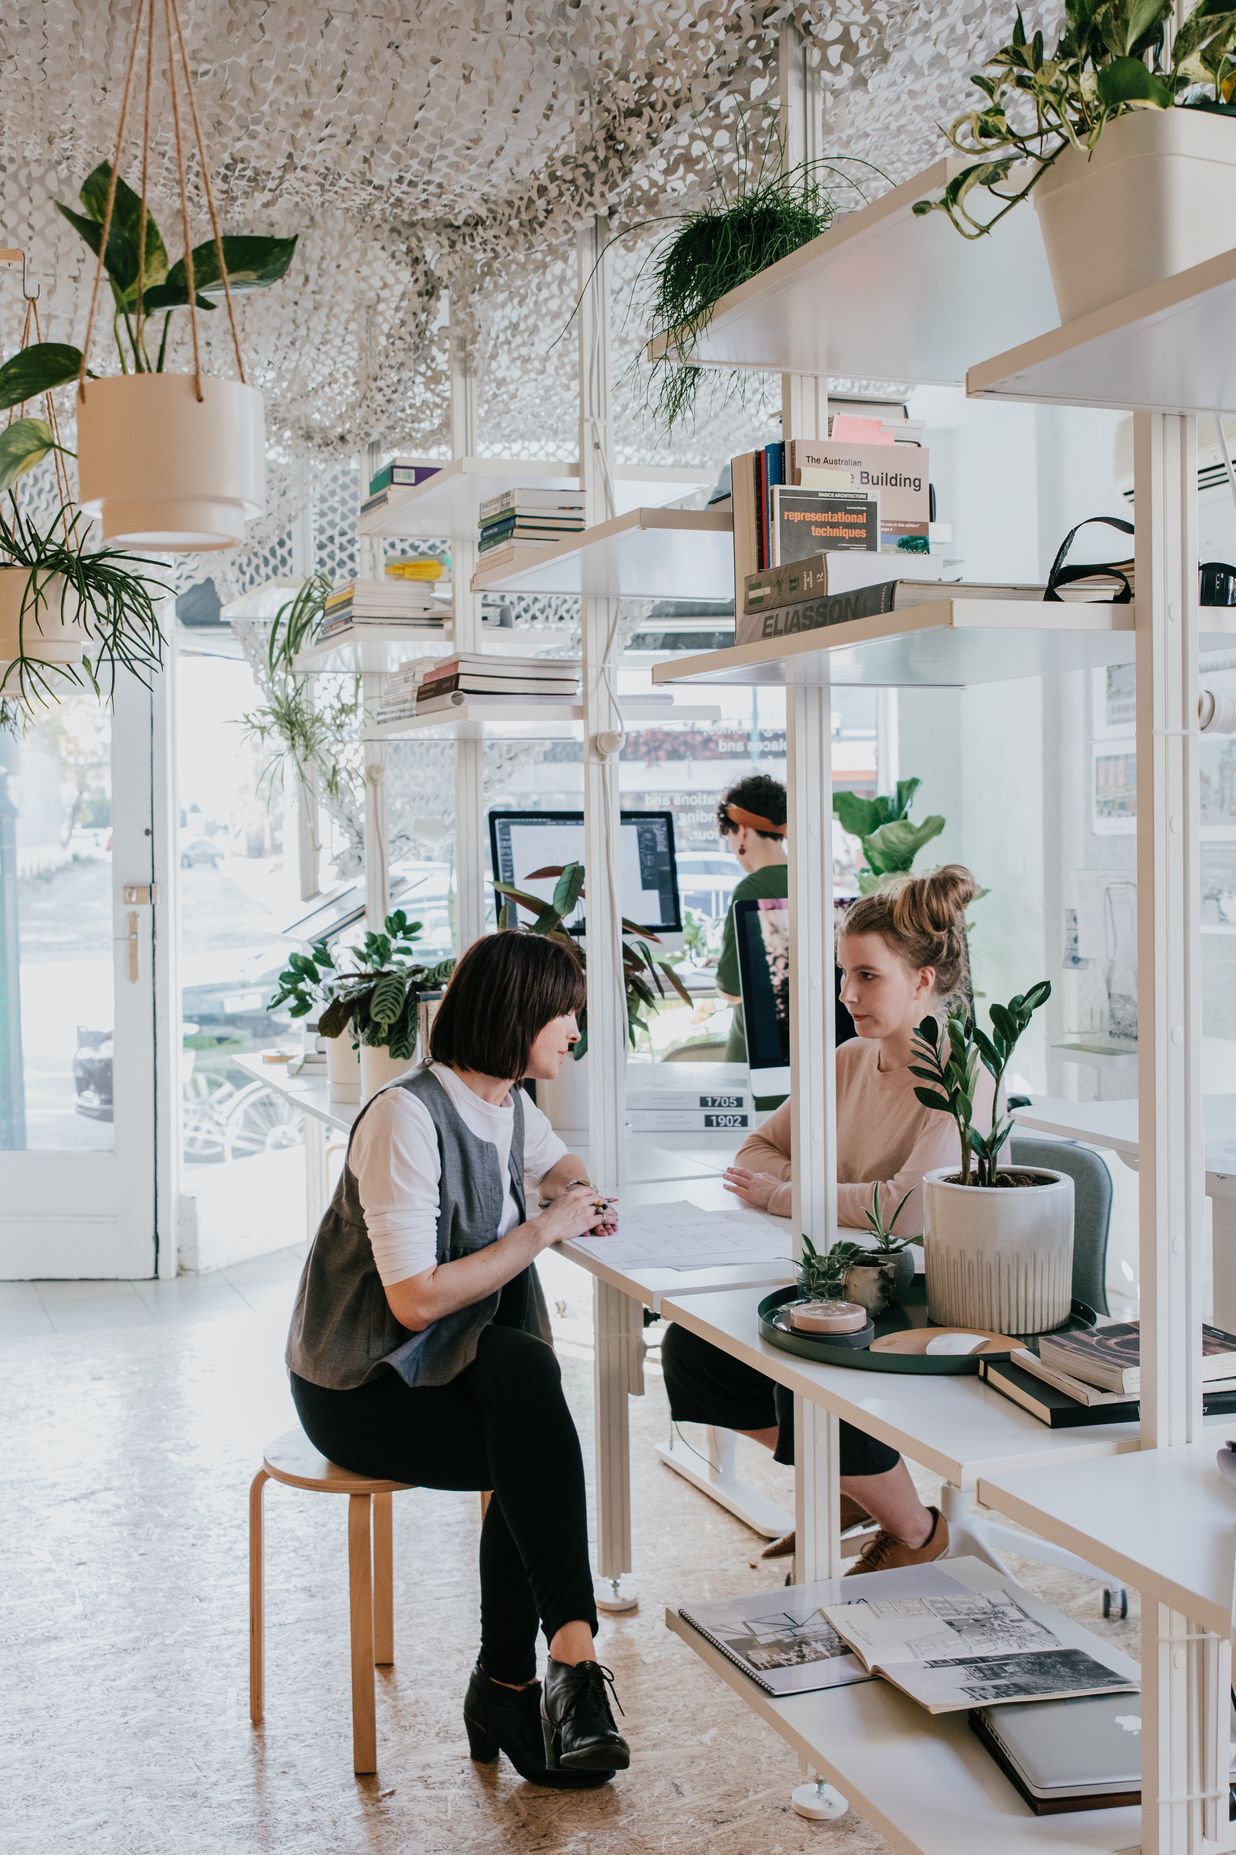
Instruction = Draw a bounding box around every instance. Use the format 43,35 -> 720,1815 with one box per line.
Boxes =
821,1558 -> 1138,1715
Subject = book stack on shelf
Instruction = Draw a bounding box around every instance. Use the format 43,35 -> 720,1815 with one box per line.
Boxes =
730,414 -> 932,614
412,652 -> 581,717
373,662 -> 423,727
979,1320 -> 1236,1428
471,488 -> 586,582
318,577 -> 448,643
736,553 -> 1041,648
360,458 -> 442,521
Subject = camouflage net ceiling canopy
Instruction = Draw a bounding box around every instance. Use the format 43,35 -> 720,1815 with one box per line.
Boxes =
0,0 -> 1046,593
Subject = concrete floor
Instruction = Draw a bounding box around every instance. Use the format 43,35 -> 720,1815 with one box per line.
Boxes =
0,1253 -> 1138,1855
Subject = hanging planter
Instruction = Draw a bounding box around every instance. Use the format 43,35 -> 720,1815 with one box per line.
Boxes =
0,564 -> 83,670
2,0 -> 296,554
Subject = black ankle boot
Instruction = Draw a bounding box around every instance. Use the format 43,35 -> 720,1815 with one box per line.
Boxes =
541,1659 -> 630,1774
463,1663 -> 613,1789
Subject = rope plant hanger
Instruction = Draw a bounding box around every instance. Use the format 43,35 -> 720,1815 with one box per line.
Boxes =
0,252 -> 165,722
66,0 -> 297,551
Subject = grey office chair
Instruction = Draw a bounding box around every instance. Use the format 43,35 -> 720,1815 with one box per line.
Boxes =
944,1131 -> 1126,1613
1009,1133 -> 1112,1317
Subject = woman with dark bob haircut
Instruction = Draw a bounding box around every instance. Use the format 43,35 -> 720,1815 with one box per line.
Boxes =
286,930 -> 630,1786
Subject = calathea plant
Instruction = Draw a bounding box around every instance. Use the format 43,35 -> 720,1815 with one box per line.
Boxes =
914,0 -> 1236,238
495,860 -> 690,1056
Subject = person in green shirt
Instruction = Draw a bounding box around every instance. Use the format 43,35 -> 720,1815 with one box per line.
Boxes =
714,774 -> 789,1062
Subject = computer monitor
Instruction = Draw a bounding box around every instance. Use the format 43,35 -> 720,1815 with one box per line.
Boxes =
488,808 -> 682,938
734,898 -> 857,1106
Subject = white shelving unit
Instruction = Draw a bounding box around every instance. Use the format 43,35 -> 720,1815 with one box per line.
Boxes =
357,455 -> 713,539
664,1611 -> 1138,1855
365,694 -> 720,741
471,506 -> 733,599
978,1444 -> 1236,1640
291,624 -> 452,675
648,157 -> 1060,385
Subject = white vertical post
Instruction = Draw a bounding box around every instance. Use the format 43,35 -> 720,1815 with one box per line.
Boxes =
578,214 -> 639,1608
1134,411 -> 1208,1855
358,442 -> 389,929
290,458 -> 321,902
449,291 -> 486,952
780,28 -> 841,1590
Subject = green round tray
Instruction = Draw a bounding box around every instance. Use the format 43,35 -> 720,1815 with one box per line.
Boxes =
758,1279 -> 1098,1375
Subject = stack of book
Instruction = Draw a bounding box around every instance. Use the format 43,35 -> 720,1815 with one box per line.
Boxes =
318,579 -> 447,642
626,1074 -> 753,1134
736,553 -> 1040,648
359,458 -> 442,520
412,653 -> 581,717
979,1319 -> 1236,1427
373,663 -> 423,727
730,431 -> 933,613
473,489 -> 586,578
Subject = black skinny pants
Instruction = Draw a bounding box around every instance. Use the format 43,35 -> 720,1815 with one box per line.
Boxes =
660,1320 -> 900,1475
290,1321 -> 597,1687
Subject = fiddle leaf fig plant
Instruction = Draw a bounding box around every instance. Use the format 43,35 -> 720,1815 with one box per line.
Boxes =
833,777 -> 946,893
913,0 -> 1236,239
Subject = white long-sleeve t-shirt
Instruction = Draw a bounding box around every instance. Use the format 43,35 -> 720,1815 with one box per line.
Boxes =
349,1062 -> 568,1286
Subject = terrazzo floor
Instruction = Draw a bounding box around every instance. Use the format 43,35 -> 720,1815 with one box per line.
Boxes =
0,1251 -> 1138,1855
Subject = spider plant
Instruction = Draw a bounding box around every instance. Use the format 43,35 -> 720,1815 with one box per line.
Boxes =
0,499 -> 167,713
495,859 -> 691,1057
240,575 -> 360,804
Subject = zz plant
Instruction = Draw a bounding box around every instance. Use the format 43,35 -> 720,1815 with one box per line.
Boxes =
495,859 -> 690,1056
914,0 -> 1236,238
911,982 -> 1051,1186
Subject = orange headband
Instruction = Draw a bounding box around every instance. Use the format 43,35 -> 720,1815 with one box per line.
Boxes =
726,803 -> 787,838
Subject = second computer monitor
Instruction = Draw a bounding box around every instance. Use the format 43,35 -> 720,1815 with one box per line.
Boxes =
488,808 -> 682,938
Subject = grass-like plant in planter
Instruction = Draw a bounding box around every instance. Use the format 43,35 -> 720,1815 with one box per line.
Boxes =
832,777 -> 946,895
241,574 -> 361,808
913,0 -> 1236,241
495,860 -> 690,1056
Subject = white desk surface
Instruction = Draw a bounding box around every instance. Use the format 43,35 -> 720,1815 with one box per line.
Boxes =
664,1611 -> 1136,1855
558,1177 -> 792,1311
978,1441 -> 1236,1637
1015,1092 -> 1236,1182
659,1286 -> 1146,1488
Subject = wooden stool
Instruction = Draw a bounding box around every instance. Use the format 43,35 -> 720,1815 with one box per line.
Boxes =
249,1429 -> 413,1774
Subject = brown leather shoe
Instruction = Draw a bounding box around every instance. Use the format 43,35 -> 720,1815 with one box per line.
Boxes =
757,1495 -> 870,1563
844,1504 -> 949,1577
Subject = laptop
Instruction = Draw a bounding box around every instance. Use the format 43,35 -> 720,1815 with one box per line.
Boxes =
972,1693 -> 1236,1815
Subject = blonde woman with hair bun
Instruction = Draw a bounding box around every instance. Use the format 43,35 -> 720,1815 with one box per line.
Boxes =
661,862 -> 993,1575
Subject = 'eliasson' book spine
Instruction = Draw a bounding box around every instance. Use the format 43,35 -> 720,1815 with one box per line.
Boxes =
736,582 -> 904,646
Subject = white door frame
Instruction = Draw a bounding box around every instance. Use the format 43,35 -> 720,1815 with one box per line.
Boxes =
0,672 -> 160,1279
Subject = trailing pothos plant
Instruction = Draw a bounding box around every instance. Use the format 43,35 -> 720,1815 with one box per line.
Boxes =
495,859 -> 690,1057
832,777 -> 946,894
914,0 -> 1236,239
240,574 -> 361,806
911,982 -> 1051,1186
0,161 -> 297,471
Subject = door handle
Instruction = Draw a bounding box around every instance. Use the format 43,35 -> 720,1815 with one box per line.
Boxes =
121,884 -> 155,984
127,911 -> 139,983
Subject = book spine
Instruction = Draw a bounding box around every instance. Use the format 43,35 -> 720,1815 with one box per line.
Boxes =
735,581 -> 900,647
764,441 -> 784,566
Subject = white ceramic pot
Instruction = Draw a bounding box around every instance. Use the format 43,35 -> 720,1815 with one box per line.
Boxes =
1033,109 -> 1236,323
923,1165 -> 1074,1335
0,565 -> 83,669
536,1054 -> 589,1140
324,1030 -> 361,1106
76,373 -> 265,551
360,1042 -> 417,1101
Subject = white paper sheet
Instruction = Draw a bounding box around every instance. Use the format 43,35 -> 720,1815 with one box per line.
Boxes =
564,1197 -> 787,1272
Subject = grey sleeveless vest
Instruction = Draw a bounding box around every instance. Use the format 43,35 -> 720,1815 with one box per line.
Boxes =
285,1064 -> 552,1390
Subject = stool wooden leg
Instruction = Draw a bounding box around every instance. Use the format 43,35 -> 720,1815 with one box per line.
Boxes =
373,1492 -> 394,1668
249,1469 -> 269,1725
347,1492 -> 377,1774
479,1490 -> 492,1521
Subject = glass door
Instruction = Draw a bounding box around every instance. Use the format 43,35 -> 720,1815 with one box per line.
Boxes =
0,676 -> 157,1277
